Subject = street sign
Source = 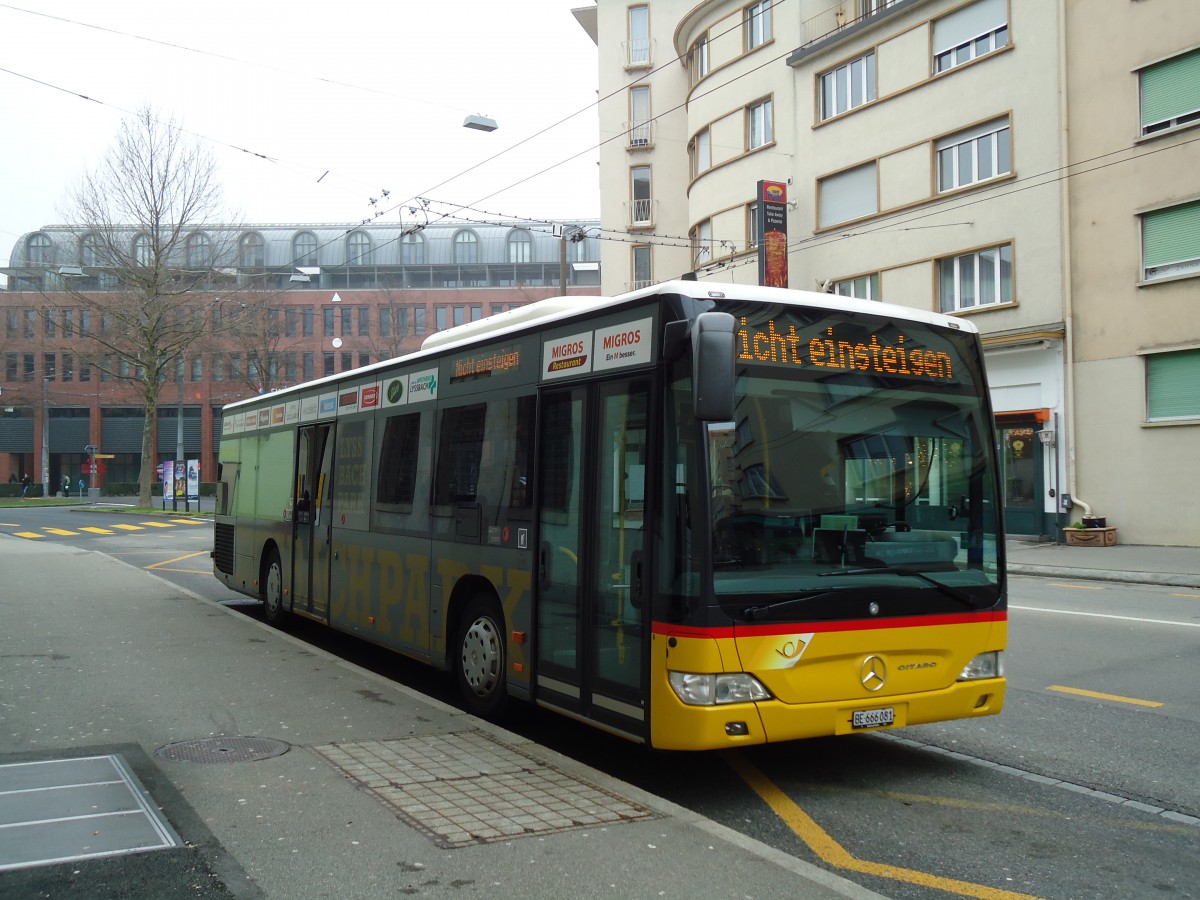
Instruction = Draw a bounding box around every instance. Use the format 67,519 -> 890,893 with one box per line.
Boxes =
93,453 -> 116,459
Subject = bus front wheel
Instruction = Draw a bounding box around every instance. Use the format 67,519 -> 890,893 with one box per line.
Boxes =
262,547 -> 286,628
455,593 -> 508,719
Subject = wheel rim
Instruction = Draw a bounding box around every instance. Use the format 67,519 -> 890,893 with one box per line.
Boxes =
265,560 -> 282,616
460,615 -> 501,698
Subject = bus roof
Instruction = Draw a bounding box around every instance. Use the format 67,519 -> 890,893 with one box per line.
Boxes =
219,281 -> 978,412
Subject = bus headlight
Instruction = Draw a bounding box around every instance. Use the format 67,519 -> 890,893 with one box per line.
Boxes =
958,651 -> 1003,681
668,672 -> 771,706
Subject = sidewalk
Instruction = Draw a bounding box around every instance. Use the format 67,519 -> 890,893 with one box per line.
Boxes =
1006,539 -> 1200,589
0,534 -> 882,900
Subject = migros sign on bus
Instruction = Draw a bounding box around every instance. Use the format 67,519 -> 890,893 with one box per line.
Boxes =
541,317 -> 653,380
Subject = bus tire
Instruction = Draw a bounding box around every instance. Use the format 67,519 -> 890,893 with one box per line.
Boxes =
261,546 -> 287,628
455,592 -> 508,719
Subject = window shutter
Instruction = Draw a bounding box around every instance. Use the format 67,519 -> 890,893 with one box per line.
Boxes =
1141,50 -> 1200,129
932,0 -> 1004,54
1147,349 -> 1200,419
1143,201 -> 1200,268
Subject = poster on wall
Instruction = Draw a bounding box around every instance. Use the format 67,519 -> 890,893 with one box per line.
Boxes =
756,180 -> 789,289
186,460 -> 200,500
162,460 -> 173,499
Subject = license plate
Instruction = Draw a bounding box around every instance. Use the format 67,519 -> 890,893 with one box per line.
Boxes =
852,707 -> 895,729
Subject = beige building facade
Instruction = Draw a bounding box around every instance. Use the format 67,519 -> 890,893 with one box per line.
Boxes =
578,0 -> 1200,546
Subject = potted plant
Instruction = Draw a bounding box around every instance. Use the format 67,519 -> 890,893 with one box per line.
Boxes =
1064,519 -> 1117,547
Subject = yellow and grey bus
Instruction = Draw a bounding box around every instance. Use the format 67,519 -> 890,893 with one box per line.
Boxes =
213,281 -> 1006,750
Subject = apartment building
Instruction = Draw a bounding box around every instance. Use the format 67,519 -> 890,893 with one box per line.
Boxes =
579,0 -> 1200,545
1,220 -> 600,491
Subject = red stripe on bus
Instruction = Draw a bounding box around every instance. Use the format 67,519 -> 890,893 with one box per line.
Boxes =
652,611 -> 1006,640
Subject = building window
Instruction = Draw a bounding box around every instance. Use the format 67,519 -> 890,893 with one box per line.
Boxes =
689,128 -> 711,179
323,352 -> 335,377
453,230 -> 479,264
238,233 -> 264,268
133,234 -> 153,267
689,34 -> 709,86
627,4 -> 650,67
629,85 -> 651,147
507,229 -> 533,263
937,118 -> 1011,191
340,307 -> 352,337
185,232 -> 211,268
401,231 -> 425,265
80,233 -> 103,268
303,307 -> 314,337
45,309 -> 56,339
324,308 -> 335,337
819,52 -> 875,120
631,166 -> 652,227
747,202 -> 759,250
938,243 -> 1013,312
294,231 -> 318,267
347,231 -> 371,265
1142,200 -> 1200,281
1141,49 -> 1200,136
26,233 -> 53,265
690,219 -> 713,269
191,356 -> 203,382
818,162 -> 878,229
933,0 -> 1008,74
834,273 -> 880,301
62,353 -> 73,382
1146,348 -> 1200,420
747,98 -> 773,150
745,1 -> 771,50
303,352 -> 314,381
632,244 -> 652,289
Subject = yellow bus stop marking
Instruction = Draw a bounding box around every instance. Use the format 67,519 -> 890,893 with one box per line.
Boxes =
1048,685 -> 1163,708
111,523 -> 144,531
14,531 -> 44,539
138,521 -> 176,528
145,551 -> 211,574
44,527 -> 80,536
79,526 -> 115,534
723,751 -> 1043,900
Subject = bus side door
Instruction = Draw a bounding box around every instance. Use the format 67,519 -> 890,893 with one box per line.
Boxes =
292,422 -> 334,622
535,377 -> 650,739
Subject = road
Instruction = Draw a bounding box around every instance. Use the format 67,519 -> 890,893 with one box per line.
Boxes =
5,504 -> 1198,900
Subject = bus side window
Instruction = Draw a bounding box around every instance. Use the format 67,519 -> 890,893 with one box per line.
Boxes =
433,403 -> 487,507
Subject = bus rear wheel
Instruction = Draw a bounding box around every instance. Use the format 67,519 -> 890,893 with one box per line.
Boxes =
262,547 -> 286,628
455,593 -> 508,719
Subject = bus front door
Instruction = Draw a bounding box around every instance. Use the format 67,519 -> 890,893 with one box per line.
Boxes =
536,378 -> 650,740
292,423 -> 334,622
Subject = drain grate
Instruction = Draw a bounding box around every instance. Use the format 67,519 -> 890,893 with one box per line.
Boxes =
0,755 -> 181,872
154,736 -> 290,765
313,731 -> 655,848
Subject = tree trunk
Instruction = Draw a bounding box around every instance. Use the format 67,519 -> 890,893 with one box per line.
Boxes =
138,383 -> 160,508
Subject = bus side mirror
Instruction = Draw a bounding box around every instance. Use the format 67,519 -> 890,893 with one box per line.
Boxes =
693,311 -> 735,421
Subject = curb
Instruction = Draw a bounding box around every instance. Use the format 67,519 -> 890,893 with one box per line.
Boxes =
1007,563 -> 1200,589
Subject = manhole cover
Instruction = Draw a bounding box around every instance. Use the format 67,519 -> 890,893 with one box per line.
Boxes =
154,736 -> 290,764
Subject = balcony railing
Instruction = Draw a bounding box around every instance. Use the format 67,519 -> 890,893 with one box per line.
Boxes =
627,199 -> 656,229
623,38 -> 654,69
796,0 -> 910,56
624,120 -> 655,150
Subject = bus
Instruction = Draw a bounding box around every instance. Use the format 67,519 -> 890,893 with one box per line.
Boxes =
213,281 -> 1006,751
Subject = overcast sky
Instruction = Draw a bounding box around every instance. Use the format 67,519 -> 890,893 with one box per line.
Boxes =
0,1 -> 601,267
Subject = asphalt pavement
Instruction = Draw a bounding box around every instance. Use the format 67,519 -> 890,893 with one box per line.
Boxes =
2,504 -> 1196,899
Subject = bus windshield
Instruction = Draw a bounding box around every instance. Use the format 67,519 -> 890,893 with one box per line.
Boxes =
686,304 -> 1002,617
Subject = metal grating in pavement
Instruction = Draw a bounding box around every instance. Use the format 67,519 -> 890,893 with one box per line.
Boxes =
0,755 -> 182,872
312,731 -> 656,848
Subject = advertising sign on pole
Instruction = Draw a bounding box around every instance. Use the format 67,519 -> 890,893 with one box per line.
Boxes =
186,460 -> 200,500
756,180 -> 789,288
162,460 -> 173,509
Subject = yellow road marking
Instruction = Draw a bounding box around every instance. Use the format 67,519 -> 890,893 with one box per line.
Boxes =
0,522 -> 20,527
44,527 -> 80,536
138,521 -> 176,528
111,523 -> 144,531
1048,582 -> 1105,590
14,531 -> 44,539
79,526 -> 114,534
146,551 -> 208,571
1170,592 -> 1200,598
174,518 -> 209,525
1048,685 -> 1163,708
723,752 -> 1043,900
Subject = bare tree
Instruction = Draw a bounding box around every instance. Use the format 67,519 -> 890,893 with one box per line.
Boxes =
56,106 -> 239,507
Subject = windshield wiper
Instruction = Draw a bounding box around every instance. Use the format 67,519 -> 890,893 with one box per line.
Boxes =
741,591 -> 838,621
819,566 -> 979,608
